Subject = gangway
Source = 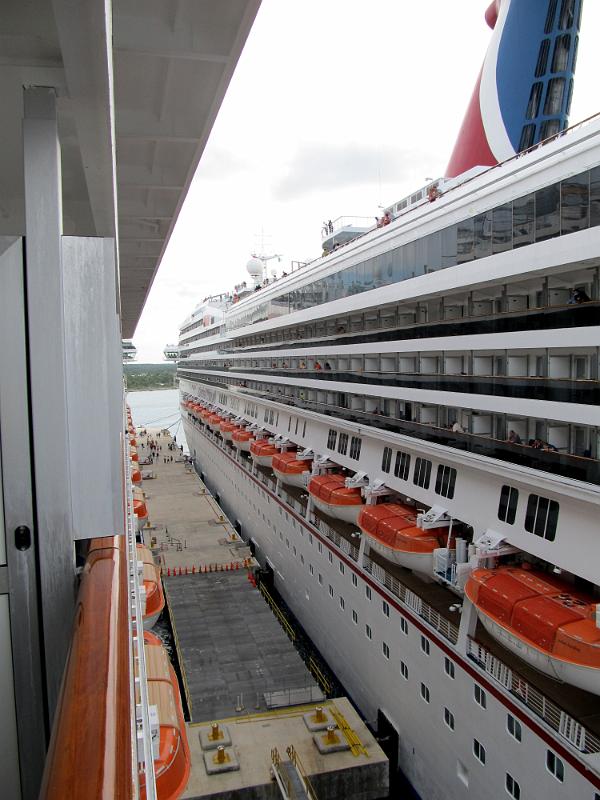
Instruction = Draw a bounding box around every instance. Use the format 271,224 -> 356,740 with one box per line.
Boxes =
271,746 -> 319,800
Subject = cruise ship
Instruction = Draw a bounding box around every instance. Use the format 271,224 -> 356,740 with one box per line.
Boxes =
176,2 -> 600,798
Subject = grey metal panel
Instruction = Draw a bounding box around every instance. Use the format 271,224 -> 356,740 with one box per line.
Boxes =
0,235 -> 46,799
62,236 -> 125,539
23,88 -> 76,719
0,596 -> 21,800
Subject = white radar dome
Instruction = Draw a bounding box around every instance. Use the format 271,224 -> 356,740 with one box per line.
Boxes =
246,257 -> 263,278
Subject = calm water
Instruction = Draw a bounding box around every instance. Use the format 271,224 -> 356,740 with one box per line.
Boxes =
126,388 -> 188,453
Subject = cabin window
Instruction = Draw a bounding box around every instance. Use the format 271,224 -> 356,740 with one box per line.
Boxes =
352,609 -> 358,624
365,585 -> 372,601
507,715 -> 522,742
435,464 -> 457,499
400,661 -> 409,680
318,573 -> 323,585
339,596 -> 345,610
413,457 -> 432,489
382,601 -> 390,618
444,657 -> 455,679
365,624 -> 372,640
444,708 -> 455,730
474,684 -> 487,708
329,584 -> 334,598
525,494 -> 559,541
327,428 -> 337,450
381,446 -> 392,473
394,450 -> 411,481
400,617 -> 409,635
498,485 -> 519,525
352,573 -> 358,587
420,683 -> 430,703
350,436 -> 362,460
339,561 -> 345,575
421,636 -> 430,655
382,642 -> 390,659
338,433 -> 348,455
546,751 -> 564,782
505,774 -> 520,799
473,739 -> 486,765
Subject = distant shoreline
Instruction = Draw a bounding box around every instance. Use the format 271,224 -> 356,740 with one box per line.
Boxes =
126,386 -> 177,393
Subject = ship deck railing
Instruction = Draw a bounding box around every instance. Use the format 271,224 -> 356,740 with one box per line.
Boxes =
466,635 -> 600,756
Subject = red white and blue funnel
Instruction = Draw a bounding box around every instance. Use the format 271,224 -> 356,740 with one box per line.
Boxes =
446,0 -> 583,178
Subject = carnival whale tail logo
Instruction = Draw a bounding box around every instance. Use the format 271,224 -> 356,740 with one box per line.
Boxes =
445,0 -> 583,178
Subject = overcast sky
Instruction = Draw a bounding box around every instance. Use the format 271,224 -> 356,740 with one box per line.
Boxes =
132,0 -> 600,362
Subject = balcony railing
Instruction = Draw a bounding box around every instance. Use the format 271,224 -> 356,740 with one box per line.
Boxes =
467,637 -> 600,755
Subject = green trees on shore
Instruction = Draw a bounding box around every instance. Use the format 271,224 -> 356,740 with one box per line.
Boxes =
124,363 -> 176,390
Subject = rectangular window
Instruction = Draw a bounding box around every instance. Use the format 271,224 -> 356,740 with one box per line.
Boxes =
492,202 -> 513,253
352,609 -> 358,624
421,636 -> 430,655
382,642 -> 390,659
507,715 -> 522,742
420,683 -> 430,703
474,684 -> 487,709
338,433 -> 348,455
400,617 -> 408,635
339,596 -> 345,610
506,774 -> 520,800
498,485 -> 519,525
536,183 -> 561,241
318,573 -> 323,585
546,751 -> 564,782
349,436 -> 362,460
413,457 -> 432,489
400,661 -> 409,680
473,740 -> 486,765
339,561 -> 345,575
328,551 -> 333,563
365,586 -> 372,601
318,542 -> 323,553
365,624 -> 372,640
309,564 -> 314,575
435,464 -> 457,499
329,584 -> 334,598
513,193 -> 535,248
381,446 -> 392,473
327,429 -> 337,450
382,601 -> 390,618
444,657 -> 455,679
444,707 -> 455,730
524,494 -> 559,541
394,450 -> 411,481
352,573 -> 358,587
561,171 -> 589,235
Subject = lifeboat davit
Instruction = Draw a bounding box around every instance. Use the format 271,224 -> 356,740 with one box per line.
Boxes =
465,566 -> 600,695
272,451 -> 312,488
133,489 -> 148,531
219,420 -> 237,440
308,474 -> 364,524
140,631 -> 191,799
358,504 -> 447,577
232,429 -> 255,451
136,543 -> 165,628
250,439 -> 278,466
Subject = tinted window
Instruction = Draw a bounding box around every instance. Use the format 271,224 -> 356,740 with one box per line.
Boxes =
524,494 -> 559,541
498,485 -> 519,525
535,184 -> 560,241
513,193 -> 535,247
413,457 -> 432,489
561,171 -> 589,233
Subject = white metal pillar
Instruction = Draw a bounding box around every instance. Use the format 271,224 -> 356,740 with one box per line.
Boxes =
23,86 -> 76,718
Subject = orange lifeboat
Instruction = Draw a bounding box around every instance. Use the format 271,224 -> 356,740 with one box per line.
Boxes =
250,439 -> 278,466
207,414 -> 223,431
465,566 -> 600,695
199,408 -> 213,423
130,447 -> 139,463
130,437 -> 137,447
141,631 -> 191,799
131,462 -> 143,485
358,504 -> 447,577
308,474 -> 364,524
136,543 -> 165,629
133,489 -> 149,531
219,420 -> 237,440
232,429 -> 255,451
272,451 -> 312,488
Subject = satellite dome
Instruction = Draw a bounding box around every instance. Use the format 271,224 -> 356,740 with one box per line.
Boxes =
246,257 -> 263,278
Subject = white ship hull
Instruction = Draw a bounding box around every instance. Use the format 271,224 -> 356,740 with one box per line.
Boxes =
182,418 -> 600,800
272,468 -> 309,488
233,440 -> 252,452
251,453 -> 274,466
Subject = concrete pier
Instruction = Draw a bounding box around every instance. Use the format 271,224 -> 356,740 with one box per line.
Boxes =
135,426 -> 389,800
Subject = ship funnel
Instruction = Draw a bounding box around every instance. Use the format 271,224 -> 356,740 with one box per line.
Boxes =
445,0 -> 583,178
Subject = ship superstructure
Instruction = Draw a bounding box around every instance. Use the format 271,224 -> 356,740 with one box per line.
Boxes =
177,2 -> 600,798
